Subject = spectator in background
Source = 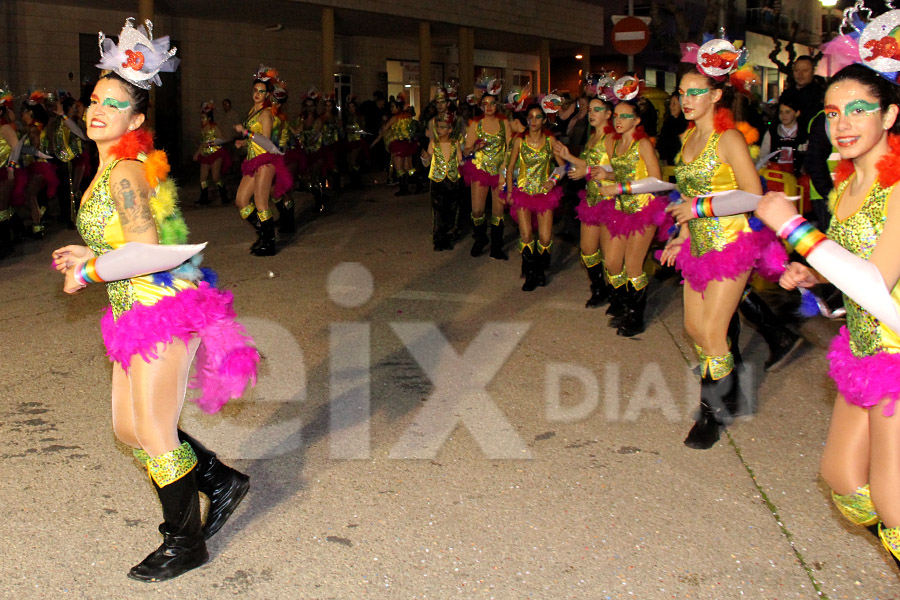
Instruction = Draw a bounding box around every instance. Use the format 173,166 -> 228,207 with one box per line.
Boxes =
656,92 -> 687,165
636,96 -> 658,137
779,56 -> 825,134
759,96 -> 807,178
219,99 -> 241,139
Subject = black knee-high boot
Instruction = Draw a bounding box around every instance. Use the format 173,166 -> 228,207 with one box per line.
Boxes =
584,259 -> 608,308
252,215 -> 278,256
240,206 -> 262,252
617,279 -> 648,337
129,444 -> 208,582
489,218 -> 508,260
276,198 -> 296,234
217,182 -> 230,205
470,219 -> 488,257
521,242 -> 540,292
684,361 -> 739,450
177,430 -> 250,540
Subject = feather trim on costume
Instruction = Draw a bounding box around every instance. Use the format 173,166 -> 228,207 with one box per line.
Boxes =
575,190 -> 607,226
150,178 -> 177,221
713,108 -> 735,134
509,185 -> 562,213
673,227 -> 787,292
833,135 -> 900,188
241,153 -> 293,197
593,195 -> 672,240
460,160 -> 501,187
828,326 -> 900,416
143,149 -> 170,188
109,128 -> 154,160
100,282 -> 259,414
834,160 -> 854,186
736,122 -> 759,145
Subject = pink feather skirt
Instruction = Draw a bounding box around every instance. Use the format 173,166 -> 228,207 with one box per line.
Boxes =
673,227 -> 787,293
241,153 -> 293,197
101,282 -> 259,414
828,326 -> 900,416
510,186 -> 562,214
460,161 -> 500,188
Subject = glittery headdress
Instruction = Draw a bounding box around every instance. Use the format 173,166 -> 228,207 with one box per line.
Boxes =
819,0 -> 900,83
506,83 -> 531,112
681,32 -> 745,82
585,72 -> 616,102
273,80 -> 288,103
200,100 -> 215,114
0,87 -> 13,110
97,18 -> 179,89
612,76 -> 642,102
475,76 -> 502,96
26,89 -> 48,106
252,65 -> 278,84
539,93 -> 562,114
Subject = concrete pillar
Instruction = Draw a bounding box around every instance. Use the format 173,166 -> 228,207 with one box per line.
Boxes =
322,7 -> 335,97
458,26 -> 474,97
539,39 -> 550,94
419,22 -> 431,111
138,0 -> 153,24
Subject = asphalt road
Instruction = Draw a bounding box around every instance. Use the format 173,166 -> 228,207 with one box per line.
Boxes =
1,179 -> 896,599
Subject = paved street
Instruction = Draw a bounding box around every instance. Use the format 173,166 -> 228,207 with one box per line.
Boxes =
1,179 -> 897,599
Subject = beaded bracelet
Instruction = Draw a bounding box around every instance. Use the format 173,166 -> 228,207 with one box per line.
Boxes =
777,216 -> 827,257
691,197 -> 715,218
73,258 -> 104,286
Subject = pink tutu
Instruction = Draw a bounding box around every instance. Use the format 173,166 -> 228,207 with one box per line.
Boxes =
575,190 -> 608,226
101,282 -> 259,414
460,160 -> 501,187
388,139 -> 418,158
196,147 -> 232,173
510,185 -> 562,214
241,153 -> 293,197
593,195 -> 672,240
284,147 -> 308,174
828,326 -> 900,416
673,227 -> 787,293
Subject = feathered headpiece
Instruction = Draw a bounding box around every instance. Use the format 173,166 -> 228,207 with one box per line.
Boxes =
253,65 -> 278,83
26,90 -> 48,106
0,87 -> 13,110
475,76 -> 503,96
612,75 -> 642,102
434,88 -> 448,101
506,83 -> 531,112
200,100 -> 215,114
446,81 -> 459,102
540,93 -> 562,114
97,18 -> 179,89
585,72 -> 616,102
681,34 -> 745,81
304,87 -> 320,101
273,79 -> 288,103
819,1 -> 900,83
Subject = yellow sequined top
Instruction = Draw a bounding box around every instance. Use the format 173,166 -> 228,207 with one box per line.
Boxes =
581,135 -> 613,208
345,115 -> 364,143
271,113 -> 289,151
473,118 -> 507,175
675,128 -> 750,256
428,140 -> 461,183
515,136 -> 554,195
828,177 -> 900,356
76,159 -> 193,319
610,139 -> 652,214
199,124 -> 221,157
52,117 -> 83,163
321,118 -> 341,147
243,108 -> 271,160
295,117 -> 322,152
22,125 -> 50,167
0,127 -> 11,167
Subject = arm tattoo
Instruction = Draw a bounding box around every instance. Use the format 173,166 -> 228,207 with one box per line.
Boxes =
113,177 -> 155,235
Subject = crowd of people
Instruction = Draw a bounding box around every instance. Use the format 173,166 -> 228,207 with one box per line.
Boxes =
8,2 -> 900,582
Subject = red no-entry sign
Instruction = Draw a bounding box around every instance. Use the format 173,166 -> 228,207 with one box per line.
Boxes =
611,16 -> 650,56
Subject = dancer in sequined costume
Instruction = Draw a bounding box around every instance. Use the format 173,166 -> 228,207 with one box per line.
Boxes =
506,103 -> 565,291
51,19 -> 255,581
462,93 -> 511,259
192,101 -> 230,206
660,64 -> 785,450
758,62 -> 900,573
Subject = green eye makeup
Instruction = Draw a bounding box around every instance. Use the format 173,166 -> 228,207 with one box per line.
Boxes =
615,113 -> 636,120
102,98 -> 131,111
682,88 -> 709,97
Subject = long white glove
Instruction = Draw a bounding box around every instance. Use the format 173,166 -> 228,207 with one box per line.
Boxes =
91,242 -> 207,282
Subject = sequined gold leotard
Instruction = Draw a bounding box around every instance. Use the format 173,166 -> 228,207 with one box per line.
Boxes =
243,108 -> 272,160
198,125 -> 220,157
76,159 -> 193,318
581,135 -> 612,207
610,139 -> 652,213
473,119 -> 507,175
674,128 -> 750,256
828,177 -> 900,356
515,136 -> 554,195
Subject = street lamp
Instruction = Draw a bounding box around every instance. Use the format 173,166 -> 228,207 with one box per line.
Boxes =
820,0 -> 838,43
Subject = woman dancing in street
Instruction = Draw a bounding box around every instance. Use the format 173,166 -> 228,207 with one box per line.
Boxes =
51,18 -> 256,581
192,100 -> 231,205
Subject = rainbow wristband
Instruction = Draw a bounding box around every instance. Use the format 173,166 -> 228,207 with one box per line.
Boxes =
616,182 -> 633,195
76,258 -> 103,285
779,216 -> 827,257
692,197 -> 714,218
549,173 -> 561,184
